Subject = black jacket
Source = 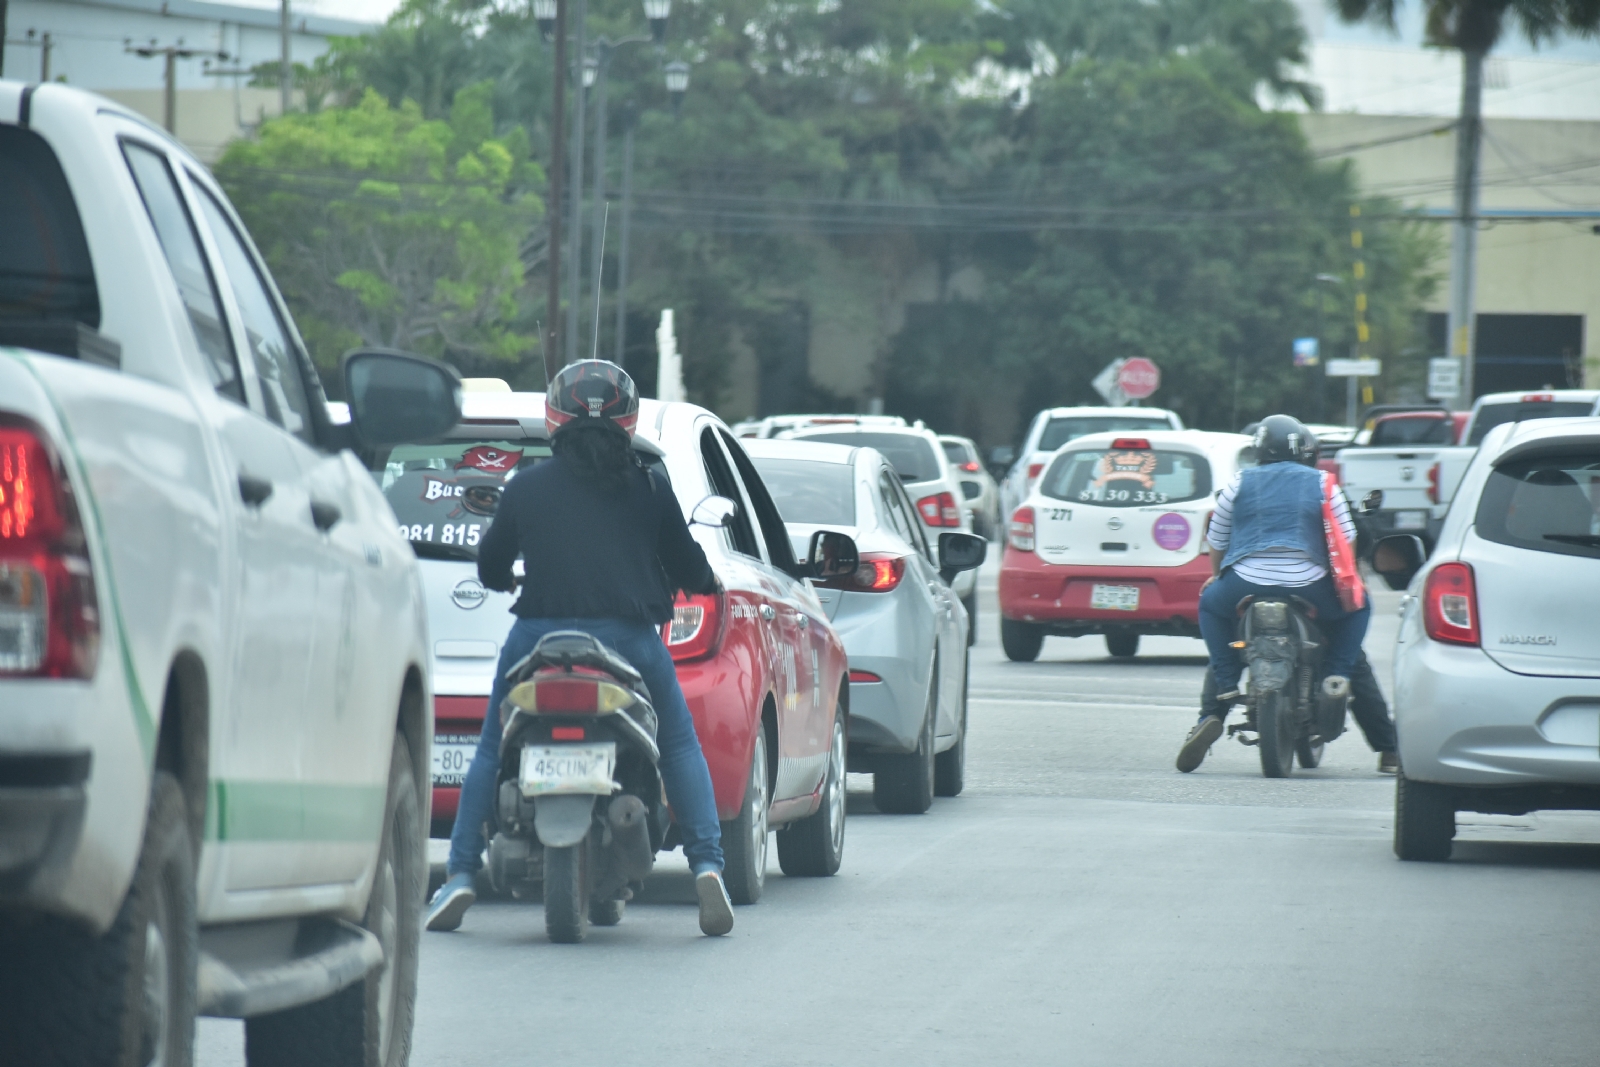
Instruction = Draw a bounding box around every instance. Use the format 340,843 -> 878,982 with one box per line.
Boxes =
477,454 -> 716,624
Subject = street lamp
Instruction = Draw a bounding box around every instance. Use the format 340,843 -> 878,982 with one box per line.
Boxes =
582,55 -> 598,89
532,0 -> 557,43
613,59 -> 690,364
664,59 -> 689,115
642,0 -> 671,45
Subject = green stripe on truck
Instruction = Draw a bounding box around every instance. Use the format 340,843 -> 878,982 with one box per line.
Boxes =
205,780 -> 388,842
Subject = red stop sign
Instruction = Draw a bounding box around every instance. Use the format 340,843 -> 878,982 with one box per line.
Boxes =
1117,358 -> 1161,399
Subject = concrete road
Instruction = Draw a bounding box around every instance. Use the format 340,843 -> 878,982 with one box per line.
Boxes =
200,560 -> 1600,1065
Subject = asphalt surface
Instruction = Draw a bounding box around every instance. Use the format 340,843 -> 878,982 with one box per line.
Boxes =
199,558 -> 1600,1065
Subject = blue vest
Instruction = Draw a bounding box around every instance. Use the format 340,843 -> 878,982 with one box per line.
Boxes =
1221,462 -> 1327,572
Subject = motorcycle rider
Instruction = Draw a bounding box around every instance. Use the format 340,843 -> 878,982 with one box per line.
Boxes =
424,360 -> 734,936
1176,414 -> 1373,773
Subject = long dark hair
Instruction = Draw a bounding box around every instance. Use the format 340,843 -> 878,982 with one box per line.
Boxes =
551,419 -> 637,492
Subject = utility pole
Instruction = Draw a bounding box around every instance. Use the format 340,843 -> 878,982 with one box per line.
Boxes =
39,31 -> 49,80
127,40 -> 223,134
613,102 -> 636,366
588,42 -> 611,360
1447,50 -> 1484,412
544,0 -> 568,385
1349,204 -> 1369,428
279,0 -> 292,116
564,0 -> 588,365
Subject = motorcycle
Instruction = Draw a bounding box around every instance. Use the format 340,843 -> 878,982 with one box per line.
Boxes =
487,630 -> 665,943
1218,595 -> 1347,778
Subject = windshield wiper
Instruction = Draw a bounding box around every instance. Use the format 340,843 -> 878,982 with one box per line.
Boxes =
1544,534 -> 1600,547
409,540 -> 477,562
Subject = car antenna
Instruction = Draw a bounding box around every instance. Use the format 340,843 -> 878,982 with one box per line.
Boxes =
591,202 -> 610,362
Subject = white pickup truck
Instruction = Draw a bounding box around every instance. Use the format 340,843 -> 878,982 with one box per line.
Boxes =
1339,390 -> 1600,562
0,81 -> 460,1067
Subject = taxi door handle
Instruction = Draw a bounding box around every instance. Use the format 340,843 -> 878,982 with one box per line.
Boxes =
759,604 -> 776,621
237,471 -> 273,507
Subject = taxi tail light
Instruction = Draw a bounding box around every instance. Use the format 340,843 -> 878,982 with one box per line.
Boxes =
1008,507 -> 1036,553
814,553 -> 907,593
0,422 -> 99,679
1026,462 -> 1044,483
1426,462 -> 1441,505
662,591 -> 726,663
1521,393 -> 1553,403
1423,562 -> 1479,646
916,491 -> 961,528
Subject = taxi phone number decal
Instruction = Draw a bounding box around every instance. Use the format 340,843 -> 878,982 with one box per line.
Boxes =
400,523 -> 483,546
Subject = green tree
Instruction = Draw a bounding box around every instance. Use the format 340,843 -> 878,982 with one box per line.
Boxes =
216,83 -> 544,382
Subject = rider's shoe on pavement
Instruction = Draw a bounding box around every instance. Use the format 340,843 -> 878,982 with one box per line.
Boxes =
1176,715 -> 1226,774
695,868 -> 735,937
1377,751 -> 1400,775
425,872 -> 476,932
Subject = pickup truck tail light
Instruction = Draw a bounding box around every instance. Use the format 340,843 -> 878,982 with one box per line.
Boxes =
0,422 -> 99,678
1423,562 -> 1479,646
1008,507 -> 1036,552
1426,462 -> 1441,505
813,553 -> 907,593
662,591 -> 727,663
916,491 -> 962,528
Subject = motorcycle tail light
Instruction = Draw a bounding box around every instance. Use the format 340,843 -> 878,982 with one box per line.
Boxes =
1008,507 -> 1035,552
916,491 -> 961,528
1426,462 -> 1441,505
506,675 -> 633,714
551,726 -> 586,741
1251,600 -> 1289,631
662,590 -> 726,663
0,422 -> 99,679
1423,562 -> 1479,646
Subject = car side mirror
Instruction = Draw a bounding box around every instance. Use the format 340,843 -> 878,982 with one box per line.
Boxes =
690,495 -> 738,528
1361,489 -> 1384,514
938,531 -> 987,583
1372,534 -> 1427,588
806,530 -> 860,580
341,349 -> 462,448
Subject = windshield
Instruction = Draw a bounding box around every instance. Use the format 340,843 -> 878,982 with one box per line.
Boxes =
1468,401 -> 1594,446
1477,450 -> 1600,560
1042,446 -> 1212,507
370,439 -> 551,559
800,432 -> 941,483
1038,416 -> 1172,453
1370,417 -> 1453,447
751,457 -> 857,526
941,440 -> 973,465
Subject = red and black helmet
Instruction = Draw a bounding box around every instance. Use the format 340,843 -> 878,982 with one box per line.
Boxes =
544,360 -> 640,439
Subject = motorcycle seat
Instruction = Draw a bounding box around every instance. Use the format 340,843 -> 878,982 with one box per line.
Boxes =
1234,594 -> 1318,620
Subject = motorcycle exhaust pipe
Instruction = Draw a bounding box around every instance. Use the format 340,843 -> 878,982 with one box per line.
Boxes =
606,794 -> 655,883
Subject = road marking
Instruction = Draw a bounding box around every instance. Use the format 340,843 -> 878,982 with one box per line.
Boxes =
970,697 -> 1193,711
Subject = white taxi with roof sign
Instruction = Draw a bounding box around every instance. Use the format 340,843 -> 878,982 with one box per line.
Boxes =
998,430 -> 1255,661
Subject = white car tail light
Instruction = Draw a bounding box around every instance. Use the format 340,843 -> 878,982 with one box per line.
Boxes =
916,491 -> 961,528
0,421 -> 99,678
1008,507 -> 1036,552
1423,562 -> 1479,646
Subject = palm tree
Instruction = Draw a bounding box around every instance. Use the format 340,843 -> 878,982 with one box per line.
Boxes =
1333,1 -> 1600,407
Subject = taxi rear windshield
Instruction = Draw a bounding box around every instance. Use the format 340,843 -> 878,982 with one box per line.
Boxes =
1041,447 -> 1212,507
1476,450 -> 1600,560
371,439 -> 552,559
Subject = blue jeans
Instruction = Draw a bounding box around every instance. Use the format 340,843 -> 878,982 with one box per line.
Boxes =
446,616 -> 724,876
1198,570 -> 1370,697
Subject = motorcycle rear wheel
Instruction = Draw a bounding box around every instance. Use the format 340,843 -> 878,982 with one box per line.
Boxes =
543,845 -> 589,944
1296,736 -> 1325,769
1256,689 -> 1296,778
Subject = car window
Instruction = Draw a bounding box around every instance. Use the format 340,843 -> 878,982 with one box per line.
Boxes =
721,430 -> 800,574
803,432 -> 940,483
1038,416 -> 1173,452
750,457 -> 857,526
1468,401 -> 1596,446
368,438 -> 552,558
699,427 -> 763,559
941,440 -> 973,466
877,469 -> 916,545
1476,449 -> 1600,560
1042,446 -> 1213,507
119,142 -> 242,402
890,476 -> 936,561
192,186 -> 315,444
1370,417 -> 1453,447
3,127 -> 99,331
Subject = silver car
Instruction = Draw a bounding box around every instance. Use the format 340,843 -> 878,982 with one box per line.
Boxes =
785,422 -> 982,643
940,434 -> 1001,539
1374,418 -> 1600,861
745,439 -> 986,813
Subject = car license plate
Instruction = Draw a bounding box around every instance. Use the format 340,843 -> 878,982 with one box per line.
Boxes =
519,743 -> 617,796
1091,584 -> 1140,611
431,734 -> 478,788
1394,510 -> 1427,530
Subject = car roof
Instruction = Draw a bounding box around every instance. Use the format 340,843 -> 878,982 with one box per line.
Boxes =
1484,416 -> 1600,463
1037,406 -> 1180,419
787,423 -> 939,443
742,438 -> 862,465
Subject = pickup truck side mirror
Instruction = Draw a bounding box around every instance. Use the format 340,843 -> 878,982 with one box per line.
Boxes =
342,349 -> 463,448
806,530 -> 860,580
938,531 -> 987,584
1372,534 -> 1427,589
1361,489 -> 1384,514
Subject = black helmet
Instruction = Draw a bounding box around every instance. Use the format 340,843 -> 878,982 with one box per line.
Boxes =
1252,414 -> 1317,465
544,360 -> 640,438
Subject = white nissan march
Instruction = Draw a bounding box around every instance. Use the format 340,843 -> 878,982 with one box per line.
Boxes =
1375,418 -> 1600,861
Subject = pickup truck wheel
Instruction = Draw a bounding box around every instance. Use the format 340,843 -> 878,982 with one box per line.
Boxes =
777,708 -> 847,877
721,729 -> 770,905
1001,618 -> 1044,662
246,734 -> 422,1067
874,677 -> 937,814
0,770 -> 197,1067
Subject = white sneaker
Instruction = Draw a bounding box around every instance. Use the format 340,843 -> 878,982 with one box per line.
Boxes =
695,870 -> 735,936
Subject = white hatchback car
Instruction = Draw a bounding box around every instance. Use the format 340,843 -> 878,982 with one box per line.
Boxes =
1375,418 -> 1600,861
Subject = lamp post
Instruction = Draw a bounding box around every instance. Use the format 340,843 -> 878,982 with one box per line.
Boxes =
613,62 -> 687,365
664,59 -> 689,115
1312,273 -> 1339,423
537,0 -> 565,384
563,0 -> 589,365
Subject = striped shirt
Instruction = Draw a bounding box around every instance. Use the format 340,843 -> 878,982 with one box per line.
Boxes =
1206,470 -> 1356,587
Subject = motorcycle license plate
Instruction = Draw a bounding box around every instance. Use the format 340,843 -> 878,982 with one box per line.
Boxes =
519,743 -> 617,796
1393,510 -> 1427,531
431,734 -> 479,788
1091,584 -> 1140,611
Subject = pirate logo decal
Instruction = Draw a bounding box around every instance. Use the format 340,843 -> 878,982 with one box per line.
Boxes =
455,445 -> 523,474
1093,449 -> 1158,490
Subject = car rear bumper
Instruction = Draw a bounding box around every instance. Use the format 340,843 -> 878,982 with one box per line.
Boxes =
429,696 -> 488,834
1396,638 -> 1600,791
998,547 -> 1208,635
0,753 -> 90,911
